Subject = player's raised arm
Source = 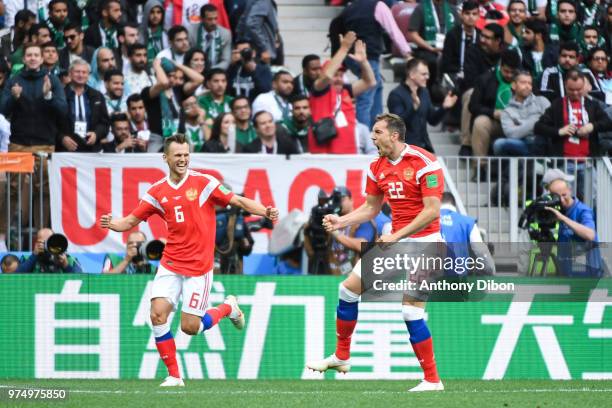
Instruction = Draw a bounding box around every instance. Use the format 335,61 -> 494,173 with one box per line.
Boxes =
100,213 -> 142,232
324,194 -> 384,232
228,195 -> 279,221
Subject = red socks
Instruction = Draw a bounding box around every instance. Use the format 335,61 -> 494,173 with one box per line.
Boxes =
411,337 -> 440,383
335,318 -> 357,361
155,338 -> 180,378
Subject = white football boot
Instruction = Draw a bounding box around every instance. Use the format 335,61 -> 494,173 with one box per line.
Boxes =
225,295 -> 245,330
306,354 -> 351,374
408,380 -> 444,392
159,376 -> 185,387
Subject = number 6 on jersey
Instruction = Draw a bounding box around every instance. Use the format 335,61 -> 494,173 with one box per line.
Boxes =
174,206 -> 184,223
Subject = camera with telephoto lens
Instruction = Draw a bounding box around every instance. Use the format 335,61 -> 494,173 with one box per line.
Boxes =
240,48 -> 254,63
37,233 -> 69,265
132,240 -> 165,264
307,189 -> 343,252
518,193 -> 562,242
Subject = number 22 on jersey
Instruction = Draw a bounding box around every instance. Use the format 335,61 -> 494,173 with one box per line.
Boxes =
388,181 -> 405,199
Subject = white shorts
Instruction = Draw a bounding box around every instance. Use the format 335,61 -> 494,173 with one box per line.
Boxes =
150,264 -> 213,317
351,232 -> 445,278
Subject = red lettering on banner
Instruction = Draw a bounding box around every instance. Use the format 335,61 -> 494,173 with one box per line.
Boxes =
61,167 -> 111,245
346,170 -> 366,208
122,168 -> 167,242
192,168 -> 224,181
288,168 -> 335,211
242,169 -> 276,207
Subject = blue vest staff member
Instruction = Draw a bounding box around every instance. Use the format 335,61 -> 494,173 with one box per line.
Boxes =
439,192 -> 495,276
543,170 -> 602,276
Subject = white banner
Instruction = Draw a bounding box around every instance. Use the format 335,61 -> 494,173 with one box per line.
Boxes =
49,153 -> 374,253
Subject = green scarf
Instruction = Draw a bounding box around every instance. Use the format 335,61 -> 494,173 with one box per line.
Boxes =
495,66 -> 513,110
197,26 -> 223,66
147,27 -> 164,63
579,28 -> 606,55
46,18 -> 66,49
508,24 -> 524,48
549,0 -> 580,43
422,0 -> 455,46
527,0 -> 537,14
103,25 -> 117,49
279,118 -> 308,140
185,123 -> 205,151
160,90 -> 179,138
580,1 -> 599,26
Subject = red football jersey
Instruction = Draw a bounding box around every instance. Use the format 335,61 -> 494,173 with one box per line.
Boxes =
366,144 -> 444,237
131,170 -> 234,276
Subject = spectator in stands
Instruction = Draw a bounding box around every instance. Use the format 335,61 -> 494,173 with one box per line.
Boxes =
441,1 -> 480,80
252,70 -> 293,122
156,25 -> 190,65
30,23 -> 52,46
407,0 -> 459,90
475,0 -> 509,30
104,69 -> 127,115
231,96 -> 257,149
277,94 -> 311,153
293,54 -> 321,97
88,47 -> 117,94
85,0 -> 122,49
388,58 -> 458,153
189,4 -> 232,70
242,111 -> 299,154
164,0 -> 230,29
139,0 -> 168,63
184,49 -> 207,96
117,22 -> 140,74
520,19 -> 558,82
61,59 -> 109,153
604,3 -> 612,56
535,69 -> 612,158
227,39 -> 272,102
545,176 -> 602,276
495,70 -> 550,156
59,23 -> 95,72
103,113 -> 148,153
124,43 -> 155,95
201,112 -> 235,153
504,0 -> 527,48
0,254 -> 19,273
127,93 -> 163,152
41,42 -> 61,76
459,22 -> 504,156
340,0 -> 412,128
17,228 -> 83,273
587,47 -> 612,105
7,10 -> 37,67
579,0 -> 603,27
579,25 -> 606,57
4,2 -> 36,33
540,42 -> 593,101
550,0 -> 580,43
102,231 -> 156,274
198,68 -> 232,120
469,49 -> 521,166
309,33 -> 375,154
235,0 -> 280,64
0,43 -> 67,228
179,95 -> 209,151
45,0 -> 70,49
439,192 -> 495,276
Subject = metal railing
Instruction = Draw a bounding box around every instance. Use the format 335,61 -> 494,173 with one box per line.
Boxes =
442,156 -> 597,243
596,157 -> 612,243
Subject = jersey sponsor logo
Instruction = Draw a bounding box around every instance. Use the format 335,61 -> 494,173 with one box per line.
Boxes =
426,174 -> 439,188
403,167 -> 414,181
186,188 -> 198,201
219,185 -> 231,195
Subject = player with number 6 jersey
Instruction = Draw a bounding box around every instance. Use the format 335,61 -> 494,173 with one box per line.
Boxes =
100,134 -> 279,387
306,113 -> 445,392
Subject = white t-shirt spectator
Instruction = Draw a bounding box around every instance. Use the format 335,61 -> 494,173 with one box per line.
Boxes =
252,91 -> 292,123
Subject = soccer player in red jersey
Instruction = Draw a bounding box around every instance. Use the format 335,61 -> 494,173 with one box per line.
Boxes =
306,113 -> 445,392
100,134 -> 278,387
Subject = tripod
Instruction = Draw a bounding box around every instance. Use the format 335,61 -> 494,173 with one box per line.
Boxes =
528,241 -> 561,276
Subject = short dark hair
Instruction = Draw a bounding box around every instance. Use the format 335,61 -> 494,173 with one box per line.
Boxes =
441,192 -> 456,206
200,3 -> 217,17
483,23 -> 504,42
63,22 -> 82,33
48,0 -> 68,12
508,0 -> 526,9
163,134 -> 189,153
205,67 -> 226,81
583,25 -> 599,35
558,0 -> 576,10
273,70 -> 292,81
564,68 -> 585,83
375,113 -> 406,142
524,19 -> 547,36
253,111 -> 273,128
29,23 -> 50,39
461,0 -> 478,12
184,48 -> 206,69
15,9 -> 36,26
127,43 -> 147,57
301,54 -> 320,69
118,22 -> 139,38
512,69 -> 532,81
230,96 -> 250,110
587,46 -> 608,62
290,94 -> 309,104
104,68 -> 123,82
168,25 -> 188,42
1,254 -> 19,270
110,112 -> 130,126
560,41 -> 580,55
501,49 -> 521,69
102,0 -> 121,13
127,93 -> 144,107
41,41 -> 57,51
405,57 -> 427,74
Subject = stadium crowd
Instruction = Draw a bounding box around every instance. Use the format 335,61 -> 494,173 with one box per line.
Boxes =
0,0 -> 609,274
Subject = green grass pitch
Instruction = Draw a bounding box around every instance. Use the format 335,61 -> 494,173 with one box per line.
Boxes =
1,379 -> 611,408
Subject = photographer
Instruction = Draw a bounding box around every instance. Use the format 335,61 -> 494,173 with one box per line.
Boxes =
227,39 -> 273,102
102,231 -> 157,274
17,228 -> 82,273
304,187 -> 377,275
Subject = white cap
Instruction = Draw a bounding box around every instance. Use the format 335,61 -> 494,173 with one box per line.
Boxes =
542,168 -> 575,185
